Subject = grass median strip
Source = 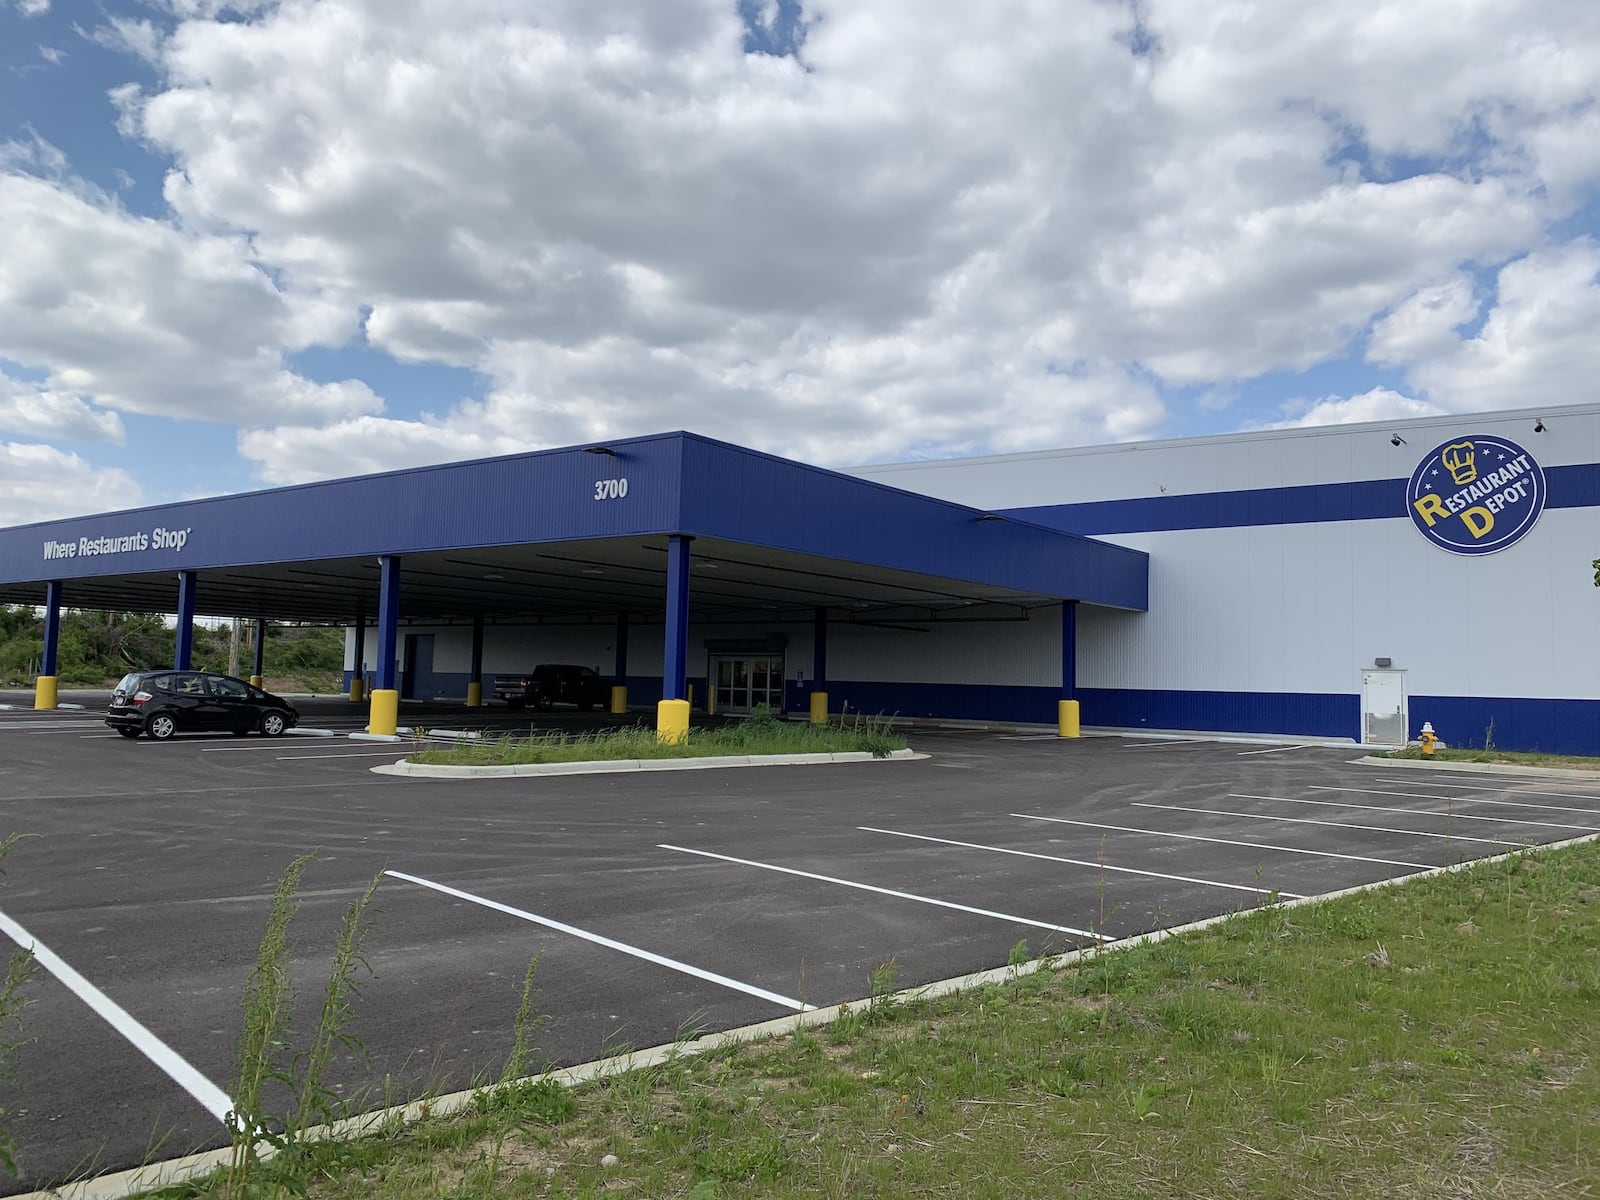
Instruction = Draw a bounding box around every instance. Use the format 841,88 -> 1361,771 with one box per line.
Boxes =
149,837 -> 1600,1200
408,711 -> 906,767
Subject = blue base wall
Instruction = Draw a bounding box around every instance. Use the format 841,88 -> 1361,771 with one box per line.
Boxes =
338,669 -> 1600,755
1077,688 -> 1360,740
1410,695 -> 1600,758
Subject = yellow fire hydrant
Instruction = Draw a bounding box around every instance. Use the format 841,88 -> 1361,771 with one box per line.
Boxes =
1419,721 -> 1439,756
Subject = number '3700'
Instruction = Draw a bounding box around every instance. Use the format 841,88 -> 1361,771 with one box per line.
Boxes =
593,478 -> 629,500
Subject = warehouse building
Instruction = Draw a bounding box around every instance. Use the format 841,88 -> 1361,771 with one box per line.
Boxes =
1,403 -> 1593,754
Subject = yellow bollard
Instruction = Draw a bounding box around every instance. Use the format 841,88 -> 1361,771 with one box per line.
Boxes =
466,681 -> 483,708
809,690 -> 829,725
1058,699 -> 1081,738
369,689 -> 399,737
34,675 -> 58,711
248,675 -> 263,689
610,685 -> 628,714
349,676 -> 366,703
657,698 -> 690,745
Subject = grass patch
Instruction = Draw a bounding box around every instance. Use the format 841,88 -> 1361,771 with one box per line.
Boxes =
1382,745 -> 1600,771
151,839 -> 1600,1199
411,708 -> 907,766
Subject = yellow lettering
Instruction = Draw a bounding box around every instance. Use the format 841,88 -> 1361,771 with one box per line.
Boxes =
1412,493 -> 1449,527
1460,506 -> 1494,539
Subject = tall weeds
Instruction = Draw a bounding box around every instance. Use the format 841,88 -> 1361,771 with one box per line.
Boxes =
0,834 -> 33,1176
226,855 -> 384,1199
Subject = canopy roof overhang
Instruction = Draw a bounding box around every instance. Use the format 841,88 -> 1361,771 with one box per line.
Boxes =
0,432 -> 1149,626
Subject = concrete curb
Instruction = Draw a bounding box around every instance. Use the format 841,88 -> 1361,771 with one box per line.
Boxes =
27,826 -> 1599,1200
371,747 -> 922,779
1357,755 -> 1600,780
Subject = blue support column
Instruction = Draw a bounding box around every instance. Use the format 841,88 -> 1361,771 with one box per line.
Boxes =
370,556 -> 402,735
35,580 -> 62,709
662,537 -> 691,701
809,606 -> 829,723
251,618 -> 266,684
1059,600 -> 1080,737
41,581 -> 62,678
614,611 -> 630,686
657,537 -> 692,742
174,571 -> 197,670
466,612 -> 485,707
610,611 -> 630,714
350,601 -> 367,701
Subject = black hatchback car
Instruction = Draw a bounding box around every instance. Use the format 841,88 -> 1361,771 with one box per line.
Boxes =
106,671 -> 300,740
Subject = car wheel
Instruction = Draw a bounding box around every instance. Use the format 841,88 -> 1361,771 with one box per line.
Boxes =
146,713 -> 177,741
260,711 -> 288,738
116,727 -> 141,739
535,695 -> 554,712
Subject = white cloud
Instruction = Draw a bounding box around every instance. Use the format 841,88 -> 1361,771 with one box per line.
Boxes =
0,374 -> 124,442
238,416 -> 528,484
2,0 -> 1599,488
14,0 -> 50,16
0,170 -> 377,427
88,17 -> 164,66
0,442 -> 141,524
1367,274 -> 1482,367
1399,242 -> 1600,410
1269,387 -> 1447,429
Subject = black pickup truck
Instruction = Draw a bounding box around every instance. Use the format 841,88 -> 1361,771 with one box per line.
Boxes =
493,663 -> 610,710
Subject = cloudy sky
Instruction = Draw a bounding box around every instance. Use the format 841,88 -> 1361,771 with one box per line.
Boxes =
2,0 -> 1598,521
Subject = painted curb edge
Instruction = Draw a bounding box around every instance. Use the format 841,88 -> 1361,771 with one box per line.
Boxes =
370,747 -> 923,778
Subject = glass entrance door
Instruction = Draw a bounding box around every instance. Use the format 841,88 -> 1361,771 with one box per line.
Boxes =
713,655 -> 785,713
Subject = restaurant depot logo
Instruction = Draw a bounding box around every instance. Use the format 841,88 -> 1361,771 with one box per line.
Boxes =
1408,435 -> 1546,555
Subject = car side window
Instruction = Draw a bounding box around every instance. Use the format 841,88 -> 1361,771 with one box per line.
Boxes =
213,677 -> 249,698
174,674 -> 207,696
148,675 -> 174,693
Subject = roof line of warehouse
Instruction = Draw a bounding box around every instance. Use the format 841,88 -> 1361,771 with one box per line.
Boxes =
852,400 -> 1598,475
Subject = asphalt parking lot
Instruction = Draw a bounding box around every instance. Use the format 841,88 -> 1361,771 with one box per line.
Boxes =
2,692 -> 1597,1194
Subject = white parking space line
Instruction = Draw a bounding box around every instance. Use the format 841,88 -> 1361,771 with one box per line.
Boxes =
1011,813 -> 1427,870
1324,784 -> 1600,818
658,844 -> 1110,941
859,826 -> 1299,898
384,870 -> 811,1012
1121,740 -> 1210,749
1237,745 -> 1305,756
1376,778 -> 1600,804
1132,802 -> 1524,847
994,734 -> 1061,741
1228,792 -> 1600,835
0,908 -> 232,1125
0,722 -> 105,731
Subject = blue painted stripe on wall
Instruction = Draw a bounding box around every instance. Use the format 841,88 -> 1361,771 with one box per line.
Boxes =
1076,687 -> 1359,740
812,681 -> 1359,740
337,670 -> 1600,755
1005,462 -> 1600,535
1409,695 -> 1600,759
